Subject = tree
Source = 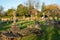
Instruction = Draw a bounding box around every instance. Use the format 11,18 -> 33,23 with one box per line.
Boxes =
41,2 -> 45,13
43,4 -> 60,20
26,0 -> 40,10
40,2 -> 45,17
17,4 -> 29,17
5,8 -> 15,17
0,6 -> 3,17
26,0 -> 40,16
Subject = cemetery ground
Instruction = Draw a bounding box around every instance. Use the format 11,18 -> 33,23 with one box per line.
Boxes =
0,20 -> 60,40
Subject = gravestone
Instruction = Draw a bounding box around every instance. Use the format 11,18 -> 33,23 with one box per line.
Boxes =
6,19 -> 9,24
34,20 -> 40,29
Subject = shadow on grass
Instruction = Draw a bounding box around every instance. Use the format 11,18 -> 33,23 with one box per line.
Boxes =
36,29 -> 49,40
51,27 -> 60,40
36,24 -> 49,40
36,24 -> 60,40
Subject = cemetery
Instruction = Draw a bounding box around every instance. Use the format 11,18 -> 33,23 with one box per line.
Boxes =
0,0 -> 60,40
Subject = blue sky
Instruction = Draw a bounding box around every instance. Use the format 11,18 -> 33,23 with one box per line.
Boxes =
0,0 -> 60,11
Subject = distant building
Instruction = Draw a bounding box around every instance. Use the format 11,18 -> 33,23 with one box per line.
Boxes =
30,9 -> 40,20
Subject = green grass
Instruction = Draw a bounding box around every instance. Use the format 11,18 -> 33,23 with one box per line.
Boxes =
21,26 -> 60,40
21,34 -> 37,40
0,21 -> 60,40
0,21 -> 12,30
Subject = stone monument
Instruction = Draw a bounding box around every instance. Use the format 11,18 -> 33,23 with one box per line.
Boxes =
9,11 -> 20,33
0,11 -> 22,40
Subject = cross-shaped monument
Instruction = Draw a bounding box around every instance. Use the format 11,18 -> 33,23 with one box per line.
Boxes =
9,11 -> 20,33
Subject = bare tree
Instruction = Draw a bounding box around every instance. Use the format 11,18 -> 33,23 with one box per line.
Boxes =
0,6 -> 3,16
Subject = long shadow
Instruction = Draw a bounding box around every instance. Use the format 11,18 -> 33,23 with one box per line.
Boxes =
36,24 -> 59,40
36,24 -> 49,40
36,32 -> 49,40
51,27 -> 60,40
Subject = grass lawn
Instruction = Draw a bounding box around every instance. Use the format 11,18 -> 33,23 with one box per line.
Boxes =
0,20 -> 60,40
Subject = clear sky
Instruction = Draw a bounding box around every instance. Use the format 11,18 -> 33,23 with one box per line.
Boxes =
0,0 -> 60,11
